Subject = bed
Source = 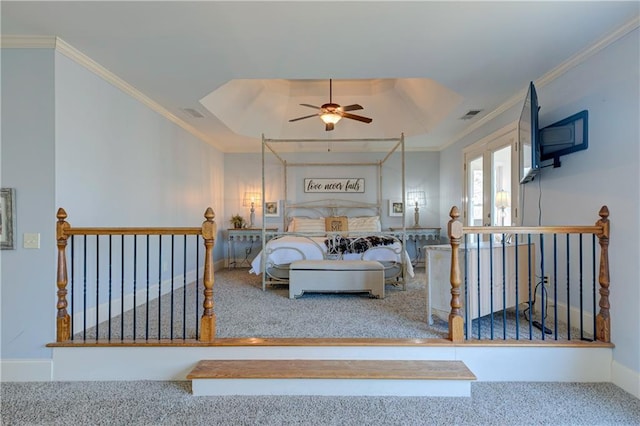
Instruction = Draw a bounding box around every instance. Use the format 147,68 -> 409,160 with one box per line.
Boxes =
251,134 -> 413,294
249,211 -> 415,291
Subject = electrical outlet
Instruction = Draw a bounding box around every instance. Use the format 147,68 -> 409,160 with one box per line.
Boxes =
543,276 -> 549,284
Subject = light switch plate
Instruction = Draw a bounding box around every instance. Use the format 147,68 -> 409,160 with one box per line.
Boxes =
24,233 -> 40,249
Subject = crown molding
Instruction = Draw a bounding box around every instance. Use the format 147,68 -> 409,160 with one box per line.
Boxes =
439,15 -> 640,151
0,35 -> 57,48
2,35 -> 225,151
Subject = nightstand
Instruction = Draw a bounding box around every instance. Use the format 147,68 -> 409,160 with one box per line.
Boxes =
388,227 -> 441,266
226,228 -> 277,268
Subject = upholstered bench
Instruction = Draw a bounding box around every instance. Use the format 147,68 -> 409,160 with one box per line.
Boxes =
289,260 -> 385,299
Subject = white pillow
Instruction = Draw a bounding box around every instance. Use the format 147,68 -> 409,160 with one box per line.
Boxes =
348,216 -> 381,233
290,217 -> 326,233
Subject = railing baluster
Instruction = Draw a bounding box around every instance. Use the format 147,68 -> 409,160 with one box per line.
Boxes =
475,233 -> 481,339
83,235 -> 87,341
489,235 -> 494,340
120,235 -> 125,341
158,235 -> 162,340
514,233 -> 520,340
539,233 -> 545,341
183,235 -> 187,339
552,234 -> 558,340
566,234 -> 571,340
133,235 -> 137,341
146,235 -> 150,341
95,235 -> 99,341
579,233 -> 584,340
195,236 -> 200,339
527,234 -> 532,340
592,234 -> 597,341
108,235 -> 112,341
463,234 -> 469,340
171,235 -> 175,340
501,236 -> 507,339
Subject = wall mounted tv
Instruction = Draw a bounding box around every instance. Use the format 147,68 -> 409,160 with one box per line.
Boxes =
519,81 -> 589,184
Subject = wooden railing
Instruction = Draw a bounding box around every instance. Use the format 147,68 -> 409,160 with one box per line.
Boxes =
55,207 -> 217,343
446,205 -> 610,343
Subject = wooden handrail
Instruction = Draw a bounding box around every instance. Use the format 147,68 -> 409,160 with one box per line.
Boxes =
447,205 -> 610,343
54,208 -> 217,343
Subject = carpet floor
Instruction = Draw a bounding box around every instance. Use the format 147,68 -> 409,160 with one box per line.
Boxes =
2,381 -> 639,425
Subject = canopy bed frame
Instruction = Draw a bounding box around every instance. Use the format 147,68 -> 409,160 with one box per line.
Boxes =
251,134 -> 414,295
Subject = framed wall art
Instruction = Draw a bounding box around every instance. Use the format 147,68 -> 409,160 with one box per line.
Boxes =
1,188 -> 16,250
388,199 -> 404,217
264,201 -> 280,217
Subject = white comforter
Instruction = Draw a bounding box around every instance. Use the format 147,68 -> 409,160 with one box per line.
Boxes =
249,235 -> 414,277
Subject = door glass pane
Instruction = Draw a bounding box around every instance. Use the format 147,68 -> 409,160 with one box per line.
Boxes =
492,146 -> 512,226
468,156 -> 483,226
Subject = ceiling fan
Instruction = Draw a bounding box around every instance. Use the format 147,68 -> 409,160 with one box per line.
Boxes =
289,79 -> 373,131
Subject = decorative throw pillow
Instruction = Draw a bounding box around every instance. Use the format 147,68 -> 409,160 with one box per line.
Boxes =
325,216 -> 349,233
290,217 -> 326,233
348,216 -> 381,233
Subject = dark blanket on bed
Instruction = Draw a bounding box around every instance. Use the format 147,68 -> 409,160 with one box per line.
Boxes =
324,235 -> 397,255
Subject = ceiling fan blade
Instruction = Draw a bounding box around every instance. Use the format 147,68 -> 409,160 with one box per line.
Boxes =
289,113 -> 319,122
341,112 -> 373,123
299,103 -> 321,110
341,104 -> 363,112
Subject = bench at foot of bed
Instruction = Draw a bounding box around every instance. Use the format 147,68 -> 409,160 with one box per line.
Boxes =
289,260 -> 385,299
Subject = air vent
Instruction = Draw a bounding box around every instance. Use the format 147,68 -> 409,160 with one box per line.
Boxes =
181,107 -> 205,118
460,109 -> 482,120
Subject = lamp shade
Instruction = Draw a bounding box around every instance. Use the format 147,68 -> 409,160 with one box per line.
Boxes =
406,191 -> 426,206
242,192 -> 261,207
495,190 -> 510,209
320,112 -> 342,125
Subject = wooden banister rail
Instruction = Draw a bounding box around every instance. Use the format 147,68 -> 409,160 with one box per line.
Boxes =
54,207 -> 217,343
447,205 -> 610,343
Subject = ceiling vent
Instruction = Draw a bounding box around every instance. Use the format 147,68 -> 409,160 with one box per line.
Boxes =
181,107 -> 205,118
460,109 -> 482,120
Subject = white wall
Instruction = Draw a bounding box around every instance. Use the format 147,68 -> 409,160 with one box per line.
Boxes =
223,150 -> 440,231
439,29 -> 640,388
0,48 -> 225,363
1,49 -> 57,360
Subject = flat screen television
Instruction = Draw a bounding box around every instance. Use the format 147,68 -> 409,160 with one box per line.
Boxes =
519,82 -> 540,184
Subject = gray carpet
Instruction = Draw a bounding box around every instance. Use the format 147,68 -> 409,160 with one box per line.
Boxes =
2,380 -> 639,425
77,268 -> 583,341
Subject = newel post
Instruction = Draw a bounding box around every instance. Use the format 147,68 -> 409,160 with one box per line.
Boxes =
56,208 -> 71,342
448,206 -> 464,342
199,207 -> 217,342
595,205 -> 610,343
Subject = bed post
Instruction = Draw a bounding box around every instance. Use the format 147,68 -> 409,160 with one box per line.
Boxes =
199,207 -> 217,342
595,205 -> 610,343
448,206 -> 464,342
55,208 -> 71,342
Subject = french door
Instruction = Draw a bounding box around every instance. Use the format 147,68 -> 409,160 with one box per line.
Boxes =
463,126 -> 518,231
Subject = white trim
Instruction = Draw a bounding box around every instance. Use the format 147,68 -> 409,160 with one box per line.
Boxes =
440,16 -> 640,151
612,360 -> 640,399
1,359 -> 53,382
192,378 -> 471,397
0,35 -> 56,48
2,35 -> 224,151
51,345 -> 612,383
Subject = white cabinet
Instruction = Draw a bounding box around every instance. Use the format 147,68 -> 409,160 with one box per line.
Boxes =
425,242 -> 535,327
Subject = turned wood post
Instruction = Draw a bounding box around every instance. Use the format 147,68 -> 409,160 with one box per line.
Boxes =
595,205 -> 610,343
56,208 -> 71,342
199,207 -> 217,342
448,206 -> 464,342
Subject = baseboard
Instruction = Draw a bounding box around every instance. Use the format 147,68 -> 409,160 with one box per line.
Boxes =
611,360 -> 640,398
1,359 -> 53,382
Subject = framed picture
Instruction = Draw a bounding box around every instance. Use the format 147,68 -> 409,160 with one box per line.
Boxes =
1,188 -> 16,250
264,201 -> 280,217
389,200 -> 404,217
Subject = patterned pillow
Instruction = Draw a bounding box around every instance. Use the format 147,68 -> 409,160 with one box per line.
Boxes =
290,217 -> 326,233
348,216 -> 381,233
325,216 -> 349,233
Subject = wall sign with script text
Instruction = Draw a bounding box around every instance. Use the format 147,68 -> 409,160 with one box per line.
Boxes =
304,178 -> 365,193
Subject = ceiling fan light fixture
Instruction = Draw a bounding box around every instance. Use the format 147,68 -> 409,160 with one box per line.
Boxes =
320,112 -> 342,125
